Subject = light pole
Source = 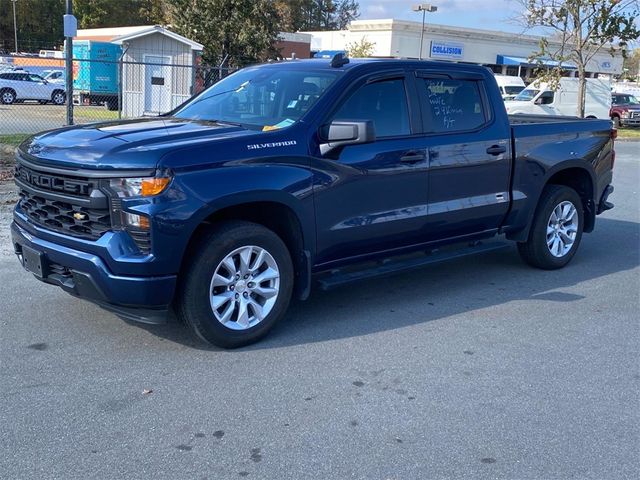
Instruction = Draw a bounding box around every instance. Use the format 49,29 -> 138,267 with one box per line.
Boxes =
12,0 -> 18,54
412,3 -> 437,60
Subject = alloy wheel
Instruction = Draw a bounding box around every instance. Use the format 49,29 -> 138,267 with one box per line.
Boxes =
546,201 -> 579,257
209,245 -> 280,330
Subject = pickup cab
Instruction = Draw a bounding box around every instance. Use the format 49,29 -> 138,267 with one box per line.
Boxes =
11,57 -> 615,347
610,92 -> 640,128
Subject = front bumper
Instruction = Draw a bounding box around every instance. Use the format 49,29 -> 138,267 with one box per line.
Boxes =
11,219 -> 176,324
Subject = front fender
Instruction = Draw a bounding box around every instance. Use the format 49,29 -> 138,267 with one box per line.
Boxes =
176,161 -> 316,260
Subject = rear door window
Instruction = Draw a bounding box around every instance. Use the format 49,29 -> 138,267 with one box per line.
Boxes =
419,78 -> 488,133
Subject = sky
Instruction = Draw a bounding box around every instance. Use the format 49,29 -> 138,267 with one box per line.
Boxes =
357,0 -> 531,33
357,0 -> 640,47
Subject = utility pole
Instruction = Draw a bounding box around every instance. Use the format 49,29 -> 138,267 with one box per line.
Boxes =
64,0 -> 76,125
419,9 -> 425,60
12,0 -> 18,54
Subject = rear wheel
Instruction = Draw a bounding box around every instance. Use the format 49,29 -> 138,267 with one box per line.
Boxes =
51,91 -> 66,105
177,221 -> 294,348
517,185 -> 584,269
106,98 -> 119,111
1,89 -> 16,105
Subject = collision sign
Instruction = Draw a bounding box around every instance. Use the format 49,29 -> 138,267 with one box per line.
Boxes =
430,41 -> 464,60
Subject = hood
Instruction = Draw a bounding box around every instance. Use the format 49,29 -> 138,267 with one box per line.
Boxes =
615,104 -> 640,111
19,117 -> 257,171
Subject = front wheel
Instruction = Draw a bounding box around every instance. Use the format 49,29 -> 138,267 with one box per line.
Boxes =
517,185 -> 584,269
177,221 -> 294,348
612,116 -> 621,128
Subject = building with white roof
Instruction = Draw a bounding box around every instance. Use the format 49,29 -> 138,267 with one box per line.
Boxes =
304,19 -> 624,79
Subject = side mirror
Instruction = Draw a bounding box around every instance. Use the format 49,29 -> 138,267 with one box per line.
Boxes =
534,98 -> 542,105
319,120 -> 376,155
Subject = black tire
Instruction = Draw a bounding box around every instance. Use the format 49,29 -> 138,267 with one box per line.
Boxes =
1,89 -> 16,105
51,90 -> 66,105
517,185 -> 584,270
612,116 -> 621,128
177,221 -> 294,348
106,98 -> 119,111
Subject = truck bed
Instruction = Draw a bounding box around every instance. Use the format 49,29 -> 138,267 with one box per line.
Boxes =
509,114 -> 612,140
508,113 -> 603,124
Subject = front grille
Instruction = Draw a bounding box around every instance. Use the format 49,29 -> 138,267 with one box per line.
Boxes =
15,158 -> 153,253
15,163 -> 94,197
631,111 -> 640,119
18,189 -> 111,240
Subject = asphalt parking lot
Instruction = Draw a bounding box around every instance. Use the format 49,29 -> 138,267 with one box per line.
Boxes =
0,142 -> 638,479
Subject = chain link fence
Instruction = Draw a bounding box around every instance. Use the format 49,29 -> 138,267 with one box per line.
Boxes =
0,49 -> 235,143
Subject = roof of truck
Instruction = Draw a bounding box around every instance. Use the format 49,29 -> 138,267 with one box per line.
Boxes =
257,57 -> 489,72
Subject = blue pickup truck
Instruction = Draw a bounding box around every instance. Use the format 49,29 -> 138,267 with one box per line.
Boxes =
11,57 -> 615,347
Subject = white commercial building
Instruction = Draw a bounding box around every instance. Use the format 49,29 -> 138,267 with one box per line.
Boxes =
304,19 -> 623,79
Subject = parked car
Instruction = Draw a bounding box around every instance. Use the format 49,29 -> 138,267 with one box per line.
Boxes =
494,74 -> 525,100
43,70 -> 65,84
610,92 -> 640,127
504,78 -> 611,119
0,71 -> 66,105
11,57 -> 615,348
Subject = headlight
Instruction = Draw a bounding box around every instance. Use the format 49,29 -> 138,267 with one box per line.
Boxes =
621,111 -> 630,118
109,175 -> 171,198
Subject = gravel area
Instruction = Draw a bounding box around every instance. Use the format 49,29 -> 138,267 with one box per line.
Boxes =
0,182 -> 17,253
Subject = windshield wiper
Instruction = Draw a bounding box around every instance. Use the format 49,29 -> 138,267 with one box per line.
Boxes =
212,120 -> 245,127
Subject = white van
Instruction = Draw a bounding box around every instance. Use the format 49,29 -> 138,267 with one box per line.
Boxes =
503,78 -> 611,119
494,75 -> 526,100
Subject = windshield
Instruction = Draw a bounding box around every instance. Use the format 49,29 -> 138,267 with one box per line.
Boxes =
174,67 -> 340,130
513,89 -> 540,102
504,86 -> 524,95
613,94 -> 640,105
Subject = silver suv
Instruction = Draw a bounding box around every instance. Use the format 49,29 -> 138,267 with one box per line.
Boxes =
0,72 -> 66,105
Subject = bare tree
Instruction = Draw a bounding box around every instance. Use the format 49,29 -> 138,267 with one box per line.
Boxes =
521,0 -> 639,117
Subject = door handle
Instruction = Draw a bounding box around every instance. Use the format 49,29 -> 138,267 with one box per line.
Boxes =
400,151 -> 426,164
486,145 -> 507,156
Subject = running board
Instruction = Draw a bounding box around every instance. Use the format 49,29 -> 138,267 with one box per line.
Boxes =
317,241 -> 511,291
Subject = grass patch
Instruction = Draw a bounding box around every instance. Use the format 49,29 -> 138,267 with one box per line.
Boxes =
74,107 -> 119,122
617,128 -> 640,140
0,134 -> 30,146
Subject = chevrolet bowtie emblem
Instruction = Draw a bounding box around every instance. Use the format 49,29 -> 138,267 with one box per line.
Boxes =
73,212 -> 87,221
